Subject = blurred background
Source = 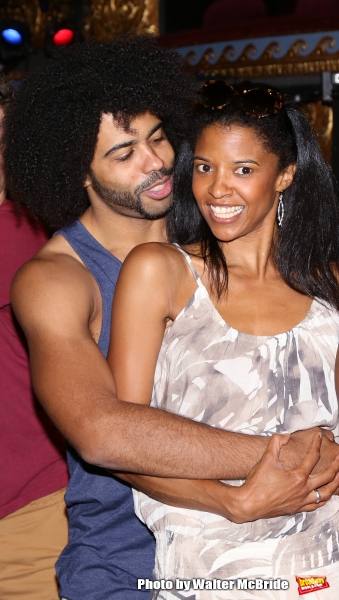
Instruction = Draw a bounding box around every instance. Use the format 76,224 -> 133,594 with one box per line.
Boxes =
1,0 -> 339,171
162,0 -> 294,34
1,0 -> 337,74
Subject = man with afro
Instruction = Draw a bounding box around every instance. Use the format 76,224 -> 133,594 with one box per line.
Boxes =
5,36 -> 339,600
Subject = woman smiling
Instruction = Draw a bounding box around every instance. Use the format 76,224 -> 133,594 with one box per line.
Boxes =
107,81 -> 339,598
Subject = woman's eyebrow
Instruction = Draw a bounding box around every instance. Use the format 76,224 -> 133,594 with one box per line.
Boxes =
232,159 -> 260,165
194,155 -> 211,162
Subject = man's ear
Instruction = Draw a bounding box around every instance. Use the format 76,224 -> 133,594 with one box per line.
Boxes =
276,162 -> 296,192
83,174 -> 91,188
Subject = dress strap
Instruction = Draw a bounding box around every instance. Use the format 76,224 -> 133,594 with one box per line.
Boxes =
172,243 -> 204,288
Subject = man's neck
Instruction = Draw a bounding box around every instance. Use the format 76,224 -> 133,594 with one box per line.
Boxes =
80,204 -> 168,262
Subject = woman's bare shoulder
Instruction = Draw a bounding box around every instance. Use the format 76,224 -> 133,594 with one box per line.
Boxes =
115,242 -> 203,321
122,241 -> 191,280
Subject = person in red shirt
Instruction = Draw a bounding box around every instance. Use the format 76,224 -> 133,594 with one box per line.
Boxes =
0,80 -> 69,600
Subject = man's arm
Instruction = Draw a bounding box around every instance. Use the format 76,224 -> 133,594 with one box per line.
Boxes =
11,253 -> 339,481
118,434 -> 339,522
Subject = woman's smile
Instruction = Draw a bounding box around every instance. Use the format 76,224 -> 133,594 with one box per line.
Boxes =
192,124 -> 288,241
209,204 -> 245,222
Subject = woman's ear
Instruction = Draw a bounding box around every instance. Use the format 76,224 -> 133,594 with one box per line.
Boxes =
276,163 -> 296,192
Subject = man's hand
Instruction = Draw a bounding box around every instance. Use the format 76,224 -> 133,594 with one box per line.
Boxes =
231,433 -> 339,523
279,427 -> 339,474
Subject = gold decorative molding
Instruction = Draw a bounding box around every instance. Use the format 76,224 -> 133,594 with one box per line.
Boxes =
85,0 -> 159,40
183,35 -> 339,78
301,101 -> 333,165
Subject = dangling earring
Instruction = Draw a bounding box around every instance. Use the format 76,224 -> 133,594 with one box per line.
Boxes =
277,192 -> 284,227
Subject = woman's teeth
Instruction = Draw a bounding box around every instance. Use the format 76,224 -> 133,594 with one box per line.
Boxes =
210,205 -> 244,218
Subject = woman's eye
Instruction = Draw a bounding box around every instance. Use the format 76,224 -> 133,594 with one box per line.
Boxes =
197,164 -> 211,173
235,166 -> 252,175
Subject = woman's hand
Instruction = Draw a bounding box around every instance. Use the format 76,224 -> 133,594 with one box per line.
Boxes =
230,433 -> 339,523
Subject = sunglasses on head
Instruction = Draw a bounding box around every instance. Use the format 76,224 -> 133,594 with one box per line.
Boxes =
199,80 -> 284,119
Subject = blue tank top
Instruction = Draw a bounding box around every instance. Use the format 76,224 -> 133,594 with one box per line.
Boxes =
55,221 -> 155,600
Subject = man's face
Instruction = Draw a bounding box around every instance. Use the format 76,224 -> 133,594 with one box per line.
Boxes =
85,112 -> 175,220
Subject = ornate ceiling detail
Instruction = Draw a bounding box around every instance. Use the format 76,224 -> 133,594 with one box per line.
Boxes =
179,32 -> 339,78
85,0 -> 159,39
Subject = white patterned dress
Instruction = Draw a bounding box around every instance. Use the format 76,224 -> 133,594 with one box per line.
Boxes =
133,246 -> 339,598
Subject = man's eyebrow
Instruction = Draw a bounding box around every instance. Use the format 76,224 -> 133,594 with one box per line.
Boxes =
103,139 -> 137,158
147,122 -> 163,139
103,122 -> 163,158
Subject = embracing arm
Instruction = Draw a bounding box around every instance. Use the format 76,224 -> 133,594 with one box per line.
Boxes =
116,433 -> 339,521
11,248 -> 339,491
12,249 -> 272,479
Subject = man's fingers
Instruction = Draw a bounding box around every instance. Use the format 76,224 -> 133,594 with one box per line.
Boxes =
262,433 -> 290,461
321,429 -> 335,441
308,454 -> 339,490
300,432 -> 322,474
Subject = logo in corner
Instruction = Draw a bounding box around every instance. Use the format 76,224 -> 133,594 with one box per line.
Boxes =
296,576 -> 330,595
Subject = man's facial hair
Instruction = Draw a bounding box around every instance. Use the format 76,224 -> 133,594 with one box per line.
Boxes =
89,166 -> 174,220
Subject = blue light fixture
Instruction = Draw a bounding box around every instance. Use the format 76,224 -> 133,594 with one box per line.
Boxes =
2,29 -> 23,45
0,19 -> 31,65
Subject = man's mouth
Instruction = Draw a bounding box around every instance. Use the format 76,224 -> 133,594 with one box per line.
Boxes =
143,177 -> 172,200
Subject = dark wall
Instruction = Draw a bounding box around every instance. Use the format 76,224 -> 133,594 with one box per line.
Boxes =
160,0 -> 210,34
161,0 -> 294,33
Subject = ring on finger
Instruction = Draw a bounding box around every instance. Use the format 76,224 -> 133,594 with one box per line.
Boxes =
314,488 -> 321,504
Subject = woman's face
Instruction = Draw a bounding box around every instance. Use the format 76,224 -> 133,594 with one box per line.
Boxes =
192,124 -> 294,242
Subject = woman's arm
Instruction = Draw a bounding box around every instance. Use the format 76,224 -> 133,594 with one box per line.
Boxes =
108,242 -> 177,405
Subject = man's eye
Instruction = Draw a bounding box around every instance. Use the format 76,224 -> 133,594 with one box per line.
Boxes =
117,151 -> 133,162
152,136 -> 165,143
197,164 -> 211,173
235,166 -> 252,175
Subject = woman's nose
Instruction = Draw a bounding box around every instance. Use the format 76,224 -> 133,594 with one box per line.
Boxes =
208,175 -> 232,199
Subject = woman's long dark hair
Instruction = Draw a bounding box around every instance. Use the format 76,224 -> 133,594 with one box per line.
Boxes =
167,94 -> 339,308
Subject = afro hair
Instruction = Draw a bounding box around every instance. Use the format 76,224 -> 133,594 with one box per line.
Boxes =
4,36 -> 196,229
0,78 -> 14,108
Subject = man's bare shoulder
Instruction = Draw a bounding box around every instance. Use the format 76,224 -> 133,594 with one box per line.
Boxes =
11,233 -> 96,335
25,231 -> 86,266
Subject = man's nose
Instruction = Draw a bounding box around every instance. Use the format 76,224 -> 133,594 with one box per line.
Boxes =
143,147 -> 164,173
